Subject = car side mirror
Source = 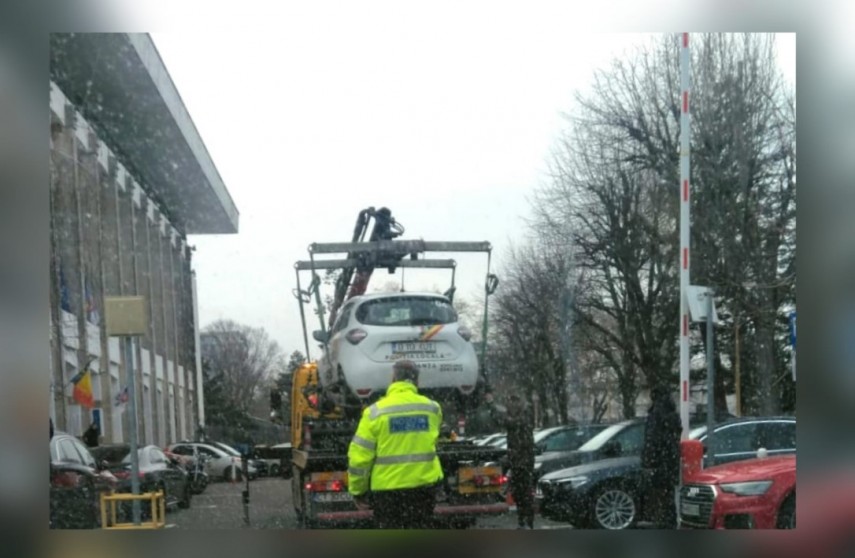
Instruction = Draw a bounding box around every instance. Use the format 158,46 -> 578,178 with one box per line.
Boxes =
99,460 -> 110,471
535,445 -> 544,455
312,330 -> 329,343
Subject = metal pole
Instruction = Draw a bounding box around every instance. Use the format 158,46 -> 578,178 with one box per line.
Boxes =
679,32 -> 692,438
124,335 -> 142,524
705,291 -> 715,463
734,319 -> 741,416
480,250 -> 492,377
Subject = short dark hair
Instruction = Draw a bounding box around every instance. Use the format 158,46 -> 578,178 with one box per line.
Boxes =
392,360 -> 420,384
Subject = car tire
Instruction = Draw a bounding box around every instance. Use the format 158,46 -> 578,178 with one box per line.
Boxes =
776,493 -> 795,529
589,483 -> 638,530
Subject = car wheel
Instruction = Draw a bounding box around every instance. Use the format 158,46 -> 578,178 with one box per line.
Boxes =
590,484 -> 637,530
777,493 -> 795,529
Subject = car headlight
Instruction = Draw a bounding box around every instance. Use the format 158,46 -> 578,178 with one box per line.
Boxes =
719,481 -> 773,496
555,476 -> 589,489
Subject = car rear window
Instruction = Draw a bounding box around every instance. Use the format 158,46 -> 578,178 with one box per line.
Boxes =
355,296 -> 458,326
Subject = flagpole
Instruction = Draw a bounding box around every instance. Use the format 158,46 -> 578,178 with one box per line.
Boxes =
124,336 -> 142,525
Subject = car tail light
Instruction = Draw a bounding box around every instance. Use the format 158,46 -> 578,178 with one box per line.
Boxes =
305,479 -> 347,492
346,328 -> 368,345
112,470 -> 145,480
355,388 -> 372,398
473,474 -> 505,487
457,326 -> 472,341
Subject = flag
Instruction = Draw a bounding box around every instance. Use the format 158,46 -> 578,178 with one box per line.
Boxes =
114,386 -> 129,407
71,370 -> 94,409
84,276 -> 100,325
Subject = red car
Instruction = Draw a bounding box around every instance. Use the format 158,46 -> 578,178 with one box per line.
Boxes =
679,454 -> 795,529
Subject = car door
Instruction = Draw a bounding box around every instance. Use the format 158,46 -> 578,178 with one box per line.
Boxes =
610,422 -> 646,457
706,422 -> 758,466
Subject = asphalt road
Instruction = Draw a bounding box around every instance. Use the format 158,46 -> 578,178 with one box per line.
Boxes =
172,477 -> 572,530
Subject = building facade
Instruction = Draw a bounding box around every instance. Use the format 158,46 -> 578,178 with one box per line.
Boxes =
49,33 -> 238,446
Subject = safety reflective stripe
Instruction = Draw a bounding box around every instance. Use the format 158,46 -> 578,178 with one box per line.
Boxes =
351,435 -> 376,451
369,403 -> 439,420
349,466 -> 370,477
374,452 -> 437,465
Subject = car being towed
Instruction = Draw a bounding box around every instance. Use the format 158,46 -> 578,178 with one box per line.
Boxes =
314,292 -> 479,412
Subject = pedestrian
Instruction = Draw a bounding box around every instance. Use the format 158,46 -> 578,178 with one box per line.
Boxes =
347,359 -> 444,529
641,384 -> 682,529
489,392 -> 536,529
82,421 -> 100,448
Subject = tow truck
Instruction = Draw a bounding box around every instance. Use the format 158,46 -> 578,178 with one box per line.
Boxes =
287,207 -> 508,528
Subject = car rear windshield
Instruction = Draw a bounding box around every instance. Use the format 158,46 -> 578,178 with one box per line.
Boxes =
355,296 -> 458,326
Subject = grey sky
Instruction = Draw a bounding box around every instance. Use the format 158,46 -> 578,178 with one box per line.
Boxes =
148,17 -> 794,359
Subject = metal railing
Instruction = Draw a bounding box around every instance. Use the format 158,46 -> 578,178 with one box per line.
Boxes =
100,490 -> 166,529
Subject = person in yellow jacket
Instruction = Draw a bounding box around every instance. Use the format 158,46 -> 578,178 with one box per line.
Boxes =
347,359 -> 444,529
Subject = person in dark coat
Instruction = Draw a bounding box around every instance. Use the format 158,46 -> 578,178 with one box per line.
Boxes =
82,421 -> 100,448
489,392 -> 536,529
641,385 -> 682,528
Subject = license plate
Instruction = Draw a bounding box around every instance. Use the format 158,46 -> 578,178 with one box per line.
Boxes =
391,342 -> 436,354
313,492 -> 351,503
681,502 -> 700,516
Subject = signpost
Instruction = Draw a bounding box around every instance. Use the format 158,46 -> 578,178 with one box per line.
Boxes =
105,296 -> 148,526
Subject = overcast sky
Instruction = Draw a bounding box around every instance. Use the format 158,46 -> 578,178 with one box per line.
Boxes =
147,12 -> 794,359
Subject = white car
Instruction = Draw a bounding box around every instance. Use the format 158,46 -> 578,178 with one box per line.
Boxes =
168,442 -> 255,482
315,292 -> 479,403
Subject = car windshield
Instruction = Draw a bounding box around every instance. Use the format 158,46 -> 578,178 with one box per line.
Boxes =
355,296 -> 457,326
577,422 -> 629,451
213,443 -> 241,456
534,427 -> 565,444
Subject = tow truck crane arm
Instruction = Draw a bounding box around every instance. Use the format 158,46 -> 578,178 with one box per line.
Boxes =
326,207 -> 404,330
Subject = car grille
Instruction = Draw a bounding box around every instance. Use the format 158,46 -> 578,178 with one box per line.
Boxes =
679,484 -> 715,528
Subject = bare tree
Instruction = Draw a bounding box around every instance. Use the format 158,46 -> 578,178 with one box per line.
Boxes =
202,319 -> 285,416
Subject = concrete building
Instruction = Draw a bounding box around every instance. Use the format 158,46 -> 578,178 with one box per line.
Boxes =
48,33 -> 238,446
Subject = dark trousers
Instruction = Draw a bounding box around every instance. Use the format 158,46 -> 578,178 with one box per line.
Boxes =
510,467 -> 534,528
644,470 -> 677,528
371,485 -> 437,529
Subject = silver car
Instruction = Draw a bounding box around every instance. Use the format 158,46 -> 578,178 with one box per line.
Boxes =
316,292 -> 479,400
168,442 -> 255,482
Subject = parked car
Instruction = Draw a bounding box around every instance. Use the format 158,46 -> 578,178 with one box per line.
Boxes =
314,292 -> 479,408
537,416 -> 796,529
208,441 -> 259,479
91,444 -> 192,512
168,442 -> 252,482
535,424 -> 610,454
679,454 -> 796,529
50,431 -> 118,529
534,419 -> 647,479
253,443 -> 293,479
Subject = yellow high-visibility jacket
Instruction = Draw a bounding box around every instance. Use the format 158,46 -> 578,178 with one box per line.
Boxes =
347,381 -> 444,496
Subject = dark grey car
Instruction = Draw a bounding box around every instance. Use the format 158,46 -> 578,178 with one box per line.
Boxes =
534,419 -> 646,479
